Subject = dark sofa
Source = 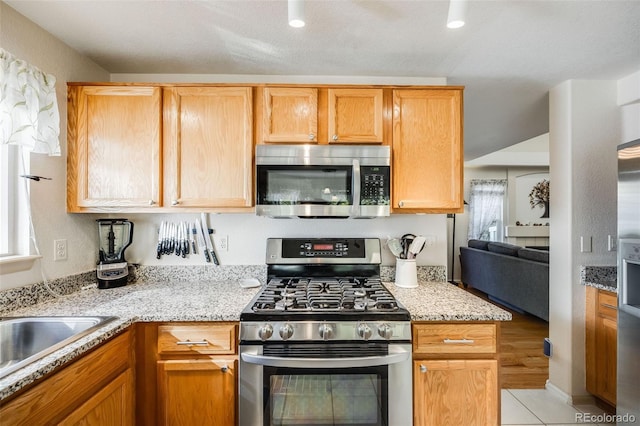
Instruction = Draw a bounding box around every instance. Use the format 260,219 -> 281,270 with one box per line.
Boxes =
460,240 -> 549,321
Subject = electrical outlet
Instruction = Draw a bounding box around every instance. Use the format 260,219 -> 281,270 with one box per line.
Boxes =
54,239 -> 67,261
215,235 -> 228,252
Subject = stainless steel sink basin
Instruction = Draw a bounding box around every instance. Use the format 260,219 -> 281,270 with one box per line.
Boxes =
0,316 -> 117,379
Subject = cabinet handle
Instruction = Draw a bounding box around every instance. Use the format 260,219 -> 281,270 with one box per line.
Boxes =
176,340 -> 209,346
171,200 -> 179,206
420,365 -> 427,373
221,365 -> 229,373
333,134 -> 338,141
148,200 -> 156,206
308,133 -> 315,141
601,303 -> 617,310
399,201 -> 405,208
443,338 -> 475,344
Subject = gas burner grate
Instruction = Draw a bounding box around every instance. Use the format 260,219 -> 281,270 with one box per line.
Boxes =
251,277 -> 398,313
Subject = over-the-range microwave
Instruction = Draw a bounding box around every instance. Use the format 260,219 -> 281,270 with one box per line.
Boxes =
255,144 -> 390,218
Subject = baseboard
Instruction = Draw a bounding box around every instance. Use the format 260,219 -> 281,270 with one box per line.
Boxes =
545,380 -> 596,406
488,295 -> 526,314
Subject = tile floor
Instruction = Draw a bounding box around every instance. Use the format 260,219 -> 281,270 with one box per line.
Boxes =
502,389 -> 615,425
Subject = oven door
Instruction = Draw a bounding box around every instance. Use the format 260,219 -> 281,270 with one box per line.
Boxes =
239,343 -> 412,426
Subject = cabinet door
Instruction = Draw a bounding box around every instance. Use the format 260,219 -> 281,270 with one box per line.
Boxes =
328,88 -> 383,143
59,369 -> 134,426
164,87 -> 253,208
392,89 -> 463,212
414,359 -> 498,426
596,315 -> 617,404
67,86 -> 162,211
157,359 -> 237,426
263,87 -> 318,143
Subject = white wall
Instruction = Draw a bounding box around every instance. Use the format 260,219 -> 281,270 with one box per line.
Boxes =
618,70 -> 640,143
1,3 -> 109,290
548,79 -> 619,401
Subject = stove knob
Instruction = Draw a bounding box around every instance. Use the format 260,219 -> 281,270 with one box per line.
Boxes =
258,324 -> 273,341
357,323 -> 373,340
279,323 -> 294,340
378,323 -> 394,340
318,323 -> 334,340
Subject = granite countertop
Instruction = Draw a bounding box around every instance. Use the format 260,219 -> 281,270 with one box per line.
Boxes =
0,279 -> 510,401
580,266 -> 617,293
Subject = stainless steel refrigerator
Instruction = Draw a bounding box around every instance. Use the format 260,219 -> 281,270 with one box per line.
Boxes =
617,139 -> 640,423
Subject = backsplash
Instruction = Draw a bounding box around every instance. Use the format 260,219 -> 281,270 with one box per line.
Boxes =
1,264 -> 446,314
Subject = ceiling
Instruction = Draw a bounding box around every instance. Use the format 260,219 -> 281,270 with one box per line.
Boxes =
6,0 -> 640,160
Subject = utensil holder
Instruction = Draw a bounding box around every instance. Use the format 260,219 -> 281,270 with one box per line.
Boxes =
395,258 -> 418,288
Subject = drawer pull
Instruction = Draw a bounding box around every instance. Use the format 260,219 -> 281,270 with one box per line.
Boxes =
601,303 -> 617,310
221,365 -> 229,373
176,340 -> 209,346
443,338 -> 475,344
420,365 -> 427,373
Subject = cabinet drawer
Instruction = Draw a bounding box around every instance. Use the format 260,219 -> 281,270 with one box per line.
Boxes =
158,323 -> 237,355
413,323 -> 497,354
598,291 -> 617,320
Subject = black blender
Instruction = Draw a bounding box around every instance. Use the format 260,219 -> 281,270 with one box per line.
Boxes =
96,219 -> 134,289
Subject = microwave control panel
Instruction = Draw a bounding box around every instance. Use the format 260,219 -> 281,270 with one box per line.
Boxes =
360,166 -> 390,206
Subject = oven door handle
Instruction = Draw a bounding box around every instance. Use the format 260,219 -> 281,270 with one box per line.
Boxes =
240,349 -> 410,368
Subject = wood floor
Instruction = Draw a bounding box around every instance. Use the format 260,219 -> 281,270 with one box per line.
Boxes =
463,286 -> 550,389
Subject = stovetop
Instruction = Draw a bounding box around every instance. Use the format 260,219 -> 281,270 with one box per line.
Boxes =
240,276 -> 410,322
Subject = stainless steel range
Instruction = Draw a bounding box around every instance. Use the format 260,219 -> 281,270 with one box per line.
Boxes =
239,238 -> 412,426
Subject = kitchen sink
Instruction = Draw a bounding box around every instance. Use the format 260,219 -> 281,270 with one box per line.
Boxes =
0,316 -> 117,379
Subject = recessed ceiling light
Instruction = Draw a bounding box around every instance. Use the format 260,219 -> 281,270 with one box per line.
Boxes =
447,0 -> 466,29
289,0 -> 305,28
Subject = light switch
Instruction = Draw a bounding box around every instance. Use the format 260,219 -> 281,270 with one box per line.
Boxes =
580,236 -> 592,253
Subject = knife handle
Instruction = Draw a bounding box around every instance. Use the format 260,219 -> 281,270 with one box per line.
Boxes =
210,250 -> 219,266
203,250 -> 211,263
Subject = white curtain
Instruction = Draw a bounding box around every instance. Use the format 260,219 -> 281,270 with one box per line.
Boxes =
467,179 -> 507,241
0,48 -> 60,156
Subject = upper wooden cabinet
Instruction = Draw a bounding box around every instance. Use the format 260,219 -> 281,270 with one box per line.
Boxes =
67,85 -> 162,211
163,87 -> 253,208
392,88 -> 463,213
260,87 -> 385,144
328,88 -> 384,143
262,87 -> 318,143
67,84 -> 253,212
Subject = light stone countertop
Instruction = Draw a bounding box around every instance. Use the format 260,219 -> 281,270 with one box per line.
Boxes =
0,279 -> 510,401
580,266 -> 617,293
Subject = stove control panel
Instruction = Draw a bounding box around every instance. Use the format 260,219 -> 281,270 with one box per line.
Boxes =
283,238 -> 366,258
241,321 -> 411,342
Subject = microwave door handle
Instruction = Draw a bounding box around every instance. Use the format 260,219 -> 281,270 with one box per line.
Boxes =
241,350 -> 409,368
351,159 -> 361,216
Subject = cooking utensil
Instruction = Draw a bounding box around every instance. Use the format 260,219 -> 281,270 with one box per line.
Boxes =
200,213 -> 220,265
189,222 -> 197,254
408,236 -> 426,259
400,233 -> 416,259
387,237 -> 403,258
196,219 -> 210,262
156,221 -> 165,259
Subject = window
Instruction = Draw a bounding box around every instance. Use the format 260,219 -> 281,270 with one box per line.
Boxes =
0,144 -> 30,258
467,179 -> 507,241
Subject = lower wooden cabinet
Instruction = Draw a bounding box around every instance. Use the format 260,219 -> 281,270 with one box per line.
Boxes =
585,286 -> 617,407
0,330 -> 134,425
134,322 -> 239,426
157,359 -> 237,426
60,369 -> 134,426
412,322 -> 500,426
